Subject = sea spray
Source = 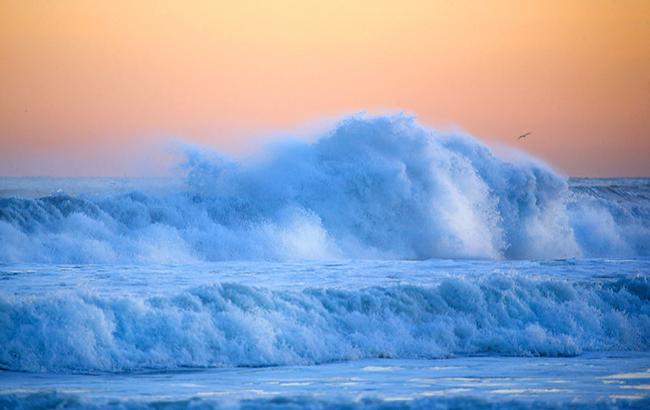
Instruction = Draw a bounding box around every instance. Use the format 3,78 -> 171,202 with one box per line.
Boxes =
0,114 -> 648,263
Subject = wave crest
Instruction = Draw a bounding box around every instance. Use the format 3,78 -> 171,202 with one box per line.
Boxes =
2,275 -> 649,373
0,114 -> 648,262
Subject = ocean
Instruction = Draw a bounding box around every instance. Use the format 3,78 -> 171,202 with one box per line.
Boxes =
1,116 -> 649,409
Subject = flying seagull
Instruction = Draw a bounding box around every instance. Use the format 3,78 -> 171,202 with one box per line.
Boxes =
517,132 -> 532,140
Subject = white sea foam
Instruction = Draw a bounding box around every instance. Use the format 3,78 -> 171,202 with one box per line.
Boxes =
1,274 -> 649,373
0,114 -> 648,263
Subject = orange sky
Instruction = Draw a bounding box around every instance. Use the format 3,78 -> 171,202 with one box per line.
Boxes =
1,0 -> 648,176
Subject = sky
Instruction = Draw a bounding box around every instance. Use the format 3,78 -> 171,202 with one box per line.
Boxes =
1,0 -> 648,177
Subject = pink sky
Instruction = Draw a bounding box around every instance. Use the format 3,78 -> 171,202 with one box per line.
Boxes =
1,1 -> 649,177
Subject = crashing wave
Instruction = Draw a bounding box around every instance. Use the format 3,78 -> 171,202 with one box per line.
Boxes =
0,114 -> 648,263
2,274 -> 649,373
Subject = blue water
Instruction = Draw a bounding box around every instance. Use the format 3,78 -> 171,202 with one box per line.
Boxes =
1,115 -> 649,409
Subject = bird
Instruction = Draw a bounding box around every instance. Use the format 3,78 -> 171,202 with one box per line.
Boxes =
517,132 -> 532,140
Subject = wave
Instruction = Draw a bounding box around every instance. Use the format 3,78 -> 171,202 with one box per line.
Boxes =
2,274 -> 649,373
0,114 -> 649,263
1,392 -> 648,410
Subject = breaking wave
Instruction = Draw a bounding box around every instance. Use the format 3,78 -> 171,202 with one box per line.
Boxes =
0,114 -> 648,263
2,274 -> 649,373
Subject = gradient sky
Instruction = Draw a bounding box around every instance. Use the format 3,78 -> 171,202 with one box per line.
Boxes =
1,0 -> 648,177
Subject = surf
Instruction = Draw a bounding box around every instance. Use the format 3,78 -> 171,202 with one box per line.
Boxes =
0,114 -> 648,263
2,273 -> 649,373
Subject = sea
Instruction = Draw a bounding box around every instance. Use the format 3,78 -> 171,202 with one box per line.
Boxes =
1,115 -> 649,409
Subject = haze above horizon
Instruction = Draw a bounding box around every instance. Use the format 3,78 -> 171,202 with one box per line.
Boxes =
1,1 -> 649,177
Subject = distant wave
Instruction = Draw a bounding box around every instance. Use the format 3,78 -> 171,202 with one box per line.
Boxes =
0,114 -> 648,263
2,274 -> 649,373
